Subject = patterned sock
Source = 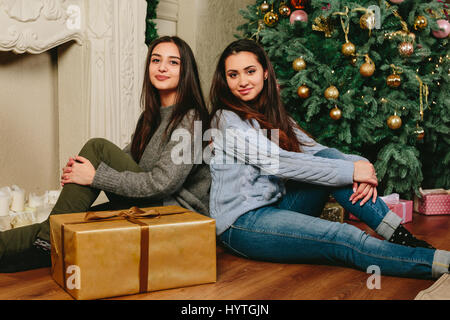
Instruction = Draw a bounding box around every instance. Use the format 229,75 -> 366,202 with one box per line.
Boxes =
33,237 -> 51,254
388,225 -> 435,249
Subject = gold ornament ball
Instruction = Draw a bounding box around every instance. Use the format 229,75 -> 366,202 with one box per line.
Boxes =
350,55 -> 358,66
415,127 -> 425,140
386,74 -> 402,88
264,11 -> 279,27
297,85 -> 310,99
341,42 -> 356,56
398,42 -> 414,57
292,57 -> 306,71
260,2 -> 270,13
414,16 -> 428,31
360,62 -> 375,77
279,4 -> 291,17
330,106 -> 342,120
360,13 -> 375,30
324,86 -> 339,100
387,115 -> 402,130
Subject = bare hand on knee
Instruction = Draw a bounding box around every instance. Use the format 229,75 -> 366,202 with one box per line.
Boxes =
61,156 -> 96,186
350,182 -> 378,206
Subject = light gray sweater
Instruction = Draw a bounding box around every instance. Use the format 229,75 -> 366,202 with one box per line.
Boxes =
210,110 -> 368,234
91,105 -> 211,216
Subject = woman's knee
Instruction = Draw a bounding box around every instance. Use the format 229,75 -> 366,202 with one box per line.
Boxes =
80,138 -> 111,156
84,138 -> 109,150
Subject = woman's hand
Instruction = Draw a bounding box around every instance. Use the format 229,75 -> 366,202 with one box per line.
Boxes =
353,160 -> 378,186
61,156 -> 95,186
350,182 -> 378,206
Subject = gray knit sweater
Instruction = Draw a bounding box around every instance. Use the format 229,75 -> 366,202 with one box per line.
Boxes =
91,105 -> 211,216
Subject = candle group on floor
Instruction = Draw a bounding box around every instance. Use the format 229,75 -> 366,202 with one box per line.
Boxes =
0,186 -> 60,231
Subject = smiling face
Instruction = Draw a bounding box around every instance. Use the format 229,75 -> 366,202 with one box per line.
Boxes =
224,51 -> 268,102
149,42 -> 181,105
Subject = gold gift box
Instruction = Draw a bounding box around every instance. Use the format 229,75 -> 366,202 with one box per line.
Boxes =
50,205 -> 217,300
320,201 -> 345,223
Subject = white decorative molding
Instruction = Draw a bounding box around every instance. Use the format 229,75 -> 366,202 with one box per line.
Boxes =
156,0 -> 178,22
85,0 -> 147,148
155,0 -> 178,36
1,0 -> 43,22
0,0 -> 83,54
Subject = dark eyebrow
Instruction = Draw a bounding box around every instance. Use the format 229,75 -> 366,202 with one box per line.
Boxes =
151,53 -> 181,60
226,65 -> 257,73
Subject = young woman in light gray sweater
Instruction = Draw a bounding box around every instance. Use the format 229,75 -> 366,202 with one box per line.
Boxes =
0,36 -> 210,272
208,39 -> 449,280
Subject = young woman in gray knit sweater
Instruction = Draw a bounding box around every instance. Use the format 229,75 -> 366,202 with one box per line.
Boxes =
0,36 -> 211,272
208,39 -> 449,280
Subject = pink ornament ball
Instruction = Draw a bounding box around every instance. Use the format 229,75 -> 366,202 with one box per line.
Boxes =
290,10 -> 308,24
432,19 -> 450,39
389,0 -> 405,4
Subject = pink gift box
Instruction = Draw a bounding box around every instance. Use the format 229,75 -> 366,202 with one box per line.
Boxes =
347,194 -> 412,224
414,194 -> 450,215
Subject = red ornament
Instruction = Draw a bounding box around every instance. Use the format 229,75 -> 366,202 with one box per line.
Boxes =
290,0 -> 307,10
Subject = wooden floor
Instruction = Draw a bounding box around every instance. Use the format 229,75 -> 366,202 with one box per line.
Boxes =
0,212 -> 448,300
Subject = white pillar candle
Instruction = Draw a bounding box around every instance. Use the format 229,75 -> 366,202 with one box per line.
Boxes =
28,193 -> 45,208
0,193 -> 10,216
0,216 -> 12,231
10,185 -> 25,212
45,190 -> 61,206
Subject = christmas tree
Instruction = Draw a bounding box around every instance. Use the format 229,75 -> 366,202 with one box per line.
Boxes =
145,0 -> 159,44
238,0 -> 450,198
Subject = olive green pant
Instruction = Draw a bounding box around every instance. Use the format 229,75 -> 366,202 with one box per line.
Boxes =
0,138 -> 158,272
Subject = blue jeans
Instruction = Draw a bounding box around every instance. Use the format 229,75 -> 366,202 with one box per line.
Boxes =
219,148 -> 450,279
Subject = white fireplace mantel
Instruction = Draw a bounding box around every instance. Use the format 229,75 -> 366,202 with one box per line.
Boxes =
0,0 -> 149,170
0,0 -> 83,54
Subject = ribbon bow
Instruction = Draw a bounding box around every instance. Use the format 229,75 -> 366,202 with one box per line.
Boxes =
84,206 -> 161,222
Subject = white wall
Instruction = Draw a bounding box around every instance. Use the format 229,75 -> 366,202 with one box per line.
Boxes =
0,50 -> 59,193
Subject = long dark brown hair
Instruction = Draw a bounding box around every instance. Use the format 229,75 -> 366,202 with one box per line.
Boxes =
131,36 -> 209,162
210,39 -> 307,152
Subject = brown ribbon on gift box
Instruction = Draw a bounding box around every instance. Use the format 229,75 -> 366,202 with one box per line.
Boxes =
59,206 -> 190,294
